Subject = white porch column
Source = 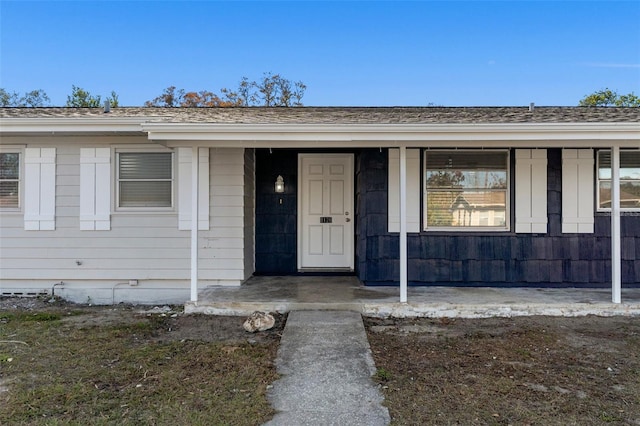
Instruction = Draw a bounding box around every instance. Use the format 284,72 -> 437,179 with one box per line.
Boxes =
611,146 -> 621,304
399,146 -> 408,303
190,146 -> 199,303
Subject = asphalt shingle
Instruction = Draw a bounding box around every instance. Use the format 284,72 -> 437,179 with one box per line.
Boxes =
1,106 -> 639,124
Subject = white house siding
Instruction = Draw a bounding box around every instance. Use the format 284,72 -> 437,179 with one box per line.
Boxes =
0,138 -> 254,304
243,149 -> 256,278
200,148 -> 253,285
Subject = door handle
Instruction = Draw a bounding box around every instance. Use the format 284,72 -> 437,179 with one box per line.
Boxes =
345,218 -> 351,222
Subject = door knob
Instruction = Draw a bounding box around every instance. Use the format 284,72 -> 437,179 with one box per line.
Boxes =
345,218 -> 351,222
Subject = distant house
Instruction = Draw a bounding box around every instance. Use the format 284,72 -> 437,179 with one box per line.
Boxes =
0,106 -> 638,304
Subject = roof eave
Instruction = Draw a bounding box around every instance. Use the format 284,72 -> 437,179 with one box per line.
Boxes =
142,122 -> 640,147
0,117 -> 147,134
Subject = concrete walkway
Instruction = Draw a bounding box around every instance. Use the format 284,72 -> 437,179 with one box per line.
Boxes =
264,310 -> 390,426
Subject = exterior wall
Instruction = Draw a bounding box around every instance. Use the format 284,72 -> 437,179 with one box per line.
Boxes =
203,148 -> 253,284
0,137 -> 252,303
254,149 -> 298,274
357,148 -> 640,287
243,149 -> 256,278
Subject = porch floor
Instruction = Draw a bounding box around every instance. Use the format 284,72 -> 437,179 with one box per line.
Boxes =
185,276 -> 640,318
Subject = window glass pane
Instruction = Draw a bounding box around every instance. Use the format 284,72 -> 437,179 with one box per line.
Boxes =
426,170 -> 507,189
427,190 -> 506,227
599,181 -> 611,209
621,181 -> 640,208
598,151 -> 640,180
425,151 -> 508,228
120,181 -> 172,207
119,153 -> 172,179
0,153 -> 19,179
0,181 -> 19,207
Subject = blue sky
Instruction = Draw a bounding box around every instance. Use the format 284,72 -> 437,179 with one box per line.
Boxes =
1,1 -> 639,107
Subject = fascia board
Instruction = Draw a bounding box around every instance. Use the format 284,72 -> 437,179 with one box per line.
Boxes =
0,118 -> 146,134
144,122 -> 640,143
159,139 -> 640,149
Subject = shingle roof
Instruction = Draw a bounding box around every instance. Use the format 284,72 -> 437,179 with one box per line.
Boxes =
1,106 -> 639,124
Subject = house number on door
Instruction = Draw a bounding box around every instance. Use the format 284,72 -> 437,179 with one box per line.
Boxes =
320,217 -> 333,223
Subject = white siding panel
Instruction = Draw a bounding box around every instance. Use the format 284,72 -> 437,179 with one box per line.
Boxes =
243,148 -> 255,278
207,148 -> 250,282
2,248 -> 191,259
515,149 -> 548,233
211,195 -> 244,207
2,141 -> 254,299
2,269 -> 189,280
388,148 -> 420,233
0,236 -> 189,248
200,269 -> 247,281
207,226 -> 246,238
55,175 -> 77,187
562,149 -> 595,233
56,196 -> 79,208
211,206 -> 244,216
212,174 -> 245,186
199,259 -> 246,270
7,258 -> 189,270
24,147 -> 56,230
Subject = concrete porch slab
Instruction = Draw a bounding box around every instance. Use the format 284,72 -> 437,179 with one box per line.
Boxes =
184,276 -> 640,318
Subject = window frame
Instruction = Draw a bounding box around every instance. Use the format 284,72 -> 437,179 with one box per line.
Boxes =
423,149 -> 511,232
0,149 -> 22,211
596,149 -> 640,212
115,150 -> 175,211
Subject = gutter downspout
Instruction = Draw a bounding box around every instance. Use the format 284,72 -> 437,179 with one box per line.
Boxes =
190,146 -> 199,303
399,146 -> 408,303
611,146 -> 621,304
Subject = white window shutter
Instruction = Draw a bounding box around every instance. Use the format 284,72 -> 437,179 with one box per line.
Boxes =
388,148 -> 420,233
80,148 -> 111,230
515,149 -> 547,233
178,147 -> 210,230
24,148 -> 56,230
562,149 -> 594,233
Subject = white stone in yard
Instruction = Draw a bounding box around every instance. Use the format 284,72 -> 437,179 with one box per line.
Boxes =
243,311 -> 275,332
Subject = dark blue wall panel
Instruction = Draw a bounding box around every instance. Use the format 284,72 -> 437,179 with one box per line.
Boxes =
356,148 -> 640,287
254,149 -> 298,274
254,148 -> 639,286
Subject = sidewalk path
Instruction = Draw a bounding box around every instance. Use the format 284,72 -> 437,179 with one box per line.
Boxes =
264,310 -> 390,426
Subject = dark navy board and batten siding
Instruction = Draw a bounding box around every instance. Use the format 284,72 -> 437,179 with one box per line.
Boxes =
255,148 -> 640,287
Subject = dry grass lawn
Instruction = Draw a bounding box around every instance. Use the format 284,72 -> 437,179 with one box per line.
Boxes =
366,315 -> 640,425
0,299 -> 284,426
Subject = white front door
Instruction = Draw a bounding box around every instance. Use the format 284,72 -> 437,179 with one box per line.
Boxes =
298,154 -> 354,270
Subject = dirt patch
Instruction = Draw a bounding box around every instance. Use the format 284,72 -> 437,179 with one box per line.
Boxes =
366,315 -> 640,425
0,296 -> 284,344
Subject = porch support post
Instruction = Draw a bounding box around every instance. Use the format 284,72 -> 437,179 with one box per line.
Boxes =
399,146 -> 408,303
190,146 -> 199,303
611,145 -> 621,304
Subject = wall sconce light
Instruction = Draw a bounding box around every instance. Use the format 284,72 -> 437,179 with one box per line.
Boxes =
275,175 -> 285,193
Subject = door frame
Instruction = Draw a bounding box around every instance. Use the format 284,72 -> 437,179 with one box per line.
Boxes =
297,153 -> 355,271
